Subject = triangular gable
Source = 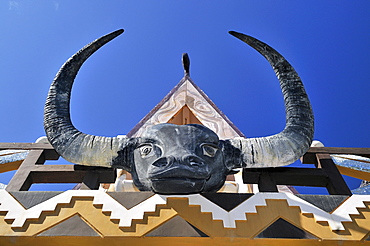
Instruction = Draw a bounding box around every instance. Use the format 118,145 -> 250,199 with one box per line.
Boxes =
127,75 -> 245,140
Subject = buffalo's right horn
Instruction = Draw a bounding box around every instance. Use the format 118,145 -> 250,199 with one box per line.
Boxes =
227,31 -> 314,168
44,29 -> 130,167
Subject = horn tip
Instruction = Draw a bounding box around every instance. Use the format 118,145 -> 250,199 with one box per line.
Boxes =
229,30 -> 242,37
229,30 -> 250,41
112,29 -> 124,37
229,31 -> 259,47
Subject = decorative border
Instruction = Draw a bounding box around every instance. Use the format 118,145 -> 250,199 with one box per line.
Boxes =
1,190 -> 370,240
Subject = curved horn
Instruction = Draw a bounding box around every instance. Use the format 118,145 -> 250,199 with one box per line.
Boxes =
227,31 -> 314,167
44,29 -> 129,167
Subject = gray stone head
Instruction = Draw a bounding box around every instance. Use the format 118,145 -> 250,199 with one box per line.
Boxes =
127,124 -> 229,193
44,29 -> 314,194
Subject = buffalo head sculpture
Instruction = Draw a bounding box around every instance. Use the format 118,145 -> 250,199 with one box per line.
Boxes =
44,29 -> 314,194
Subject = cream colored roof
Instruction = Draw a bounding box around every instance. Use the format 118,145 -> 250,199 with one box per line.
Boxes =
127,75 -> 244,140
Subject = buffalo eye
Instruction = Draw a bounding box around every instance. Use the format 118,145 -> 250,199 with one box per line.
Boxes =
139,144 -> 153,157
201,144 -> 219,158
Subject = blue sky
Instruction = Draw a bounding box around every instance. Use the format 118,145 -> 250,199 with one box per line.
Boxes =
1,1 -> 369,193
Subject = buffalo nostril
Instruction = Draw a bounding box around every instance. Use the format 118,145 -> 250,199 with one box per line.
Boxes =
152,159 -> 169,167
152,156 -> 174,168
188,157 -> 202,166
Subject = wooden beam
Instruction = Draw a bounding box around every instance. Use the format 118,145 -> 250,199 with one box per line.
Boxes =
316,153 -> 352,195
243,161 -> 352,195
0,143 -> 59,162
0,143 -> 54,150
0,160 -> 23,173
336,165 -> 370,181
243,167 -> 329,187
30,165 -> 116,184
2,143 -> 365,193
309,147 -> 370,155
258,172 -> 278,192
80,172 -> 101,190
183,105 -> 190,125
6,150 -> 45,191
4,144 -> 115,191
302,147 -> 370,164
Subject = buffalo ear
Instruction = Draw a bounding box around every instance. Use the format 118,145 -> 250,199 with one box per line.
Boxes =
220,140 -> 243,170
112,138 -> 138,172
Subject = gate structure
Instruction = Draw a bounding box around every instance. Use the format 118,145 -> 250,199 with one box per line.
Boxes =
1,30 -> 370,245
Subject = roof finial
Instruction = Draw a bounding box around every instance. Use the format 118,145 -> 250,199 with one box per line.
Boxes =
182,53 -> 190,76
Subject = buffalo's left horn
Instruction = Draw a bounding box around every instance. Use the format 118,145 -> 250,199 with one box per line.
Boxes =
44,29 -> 130,167
227,31 -> 314,167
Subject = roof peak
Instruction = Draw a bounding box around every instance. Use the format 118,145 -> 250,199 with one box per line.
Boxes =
126,74 -> 245,139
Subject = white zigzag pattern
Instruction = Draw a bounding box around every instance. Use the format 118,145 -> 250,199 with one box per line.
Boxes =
0,190 -> 167,228
0,190 -> 369,231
